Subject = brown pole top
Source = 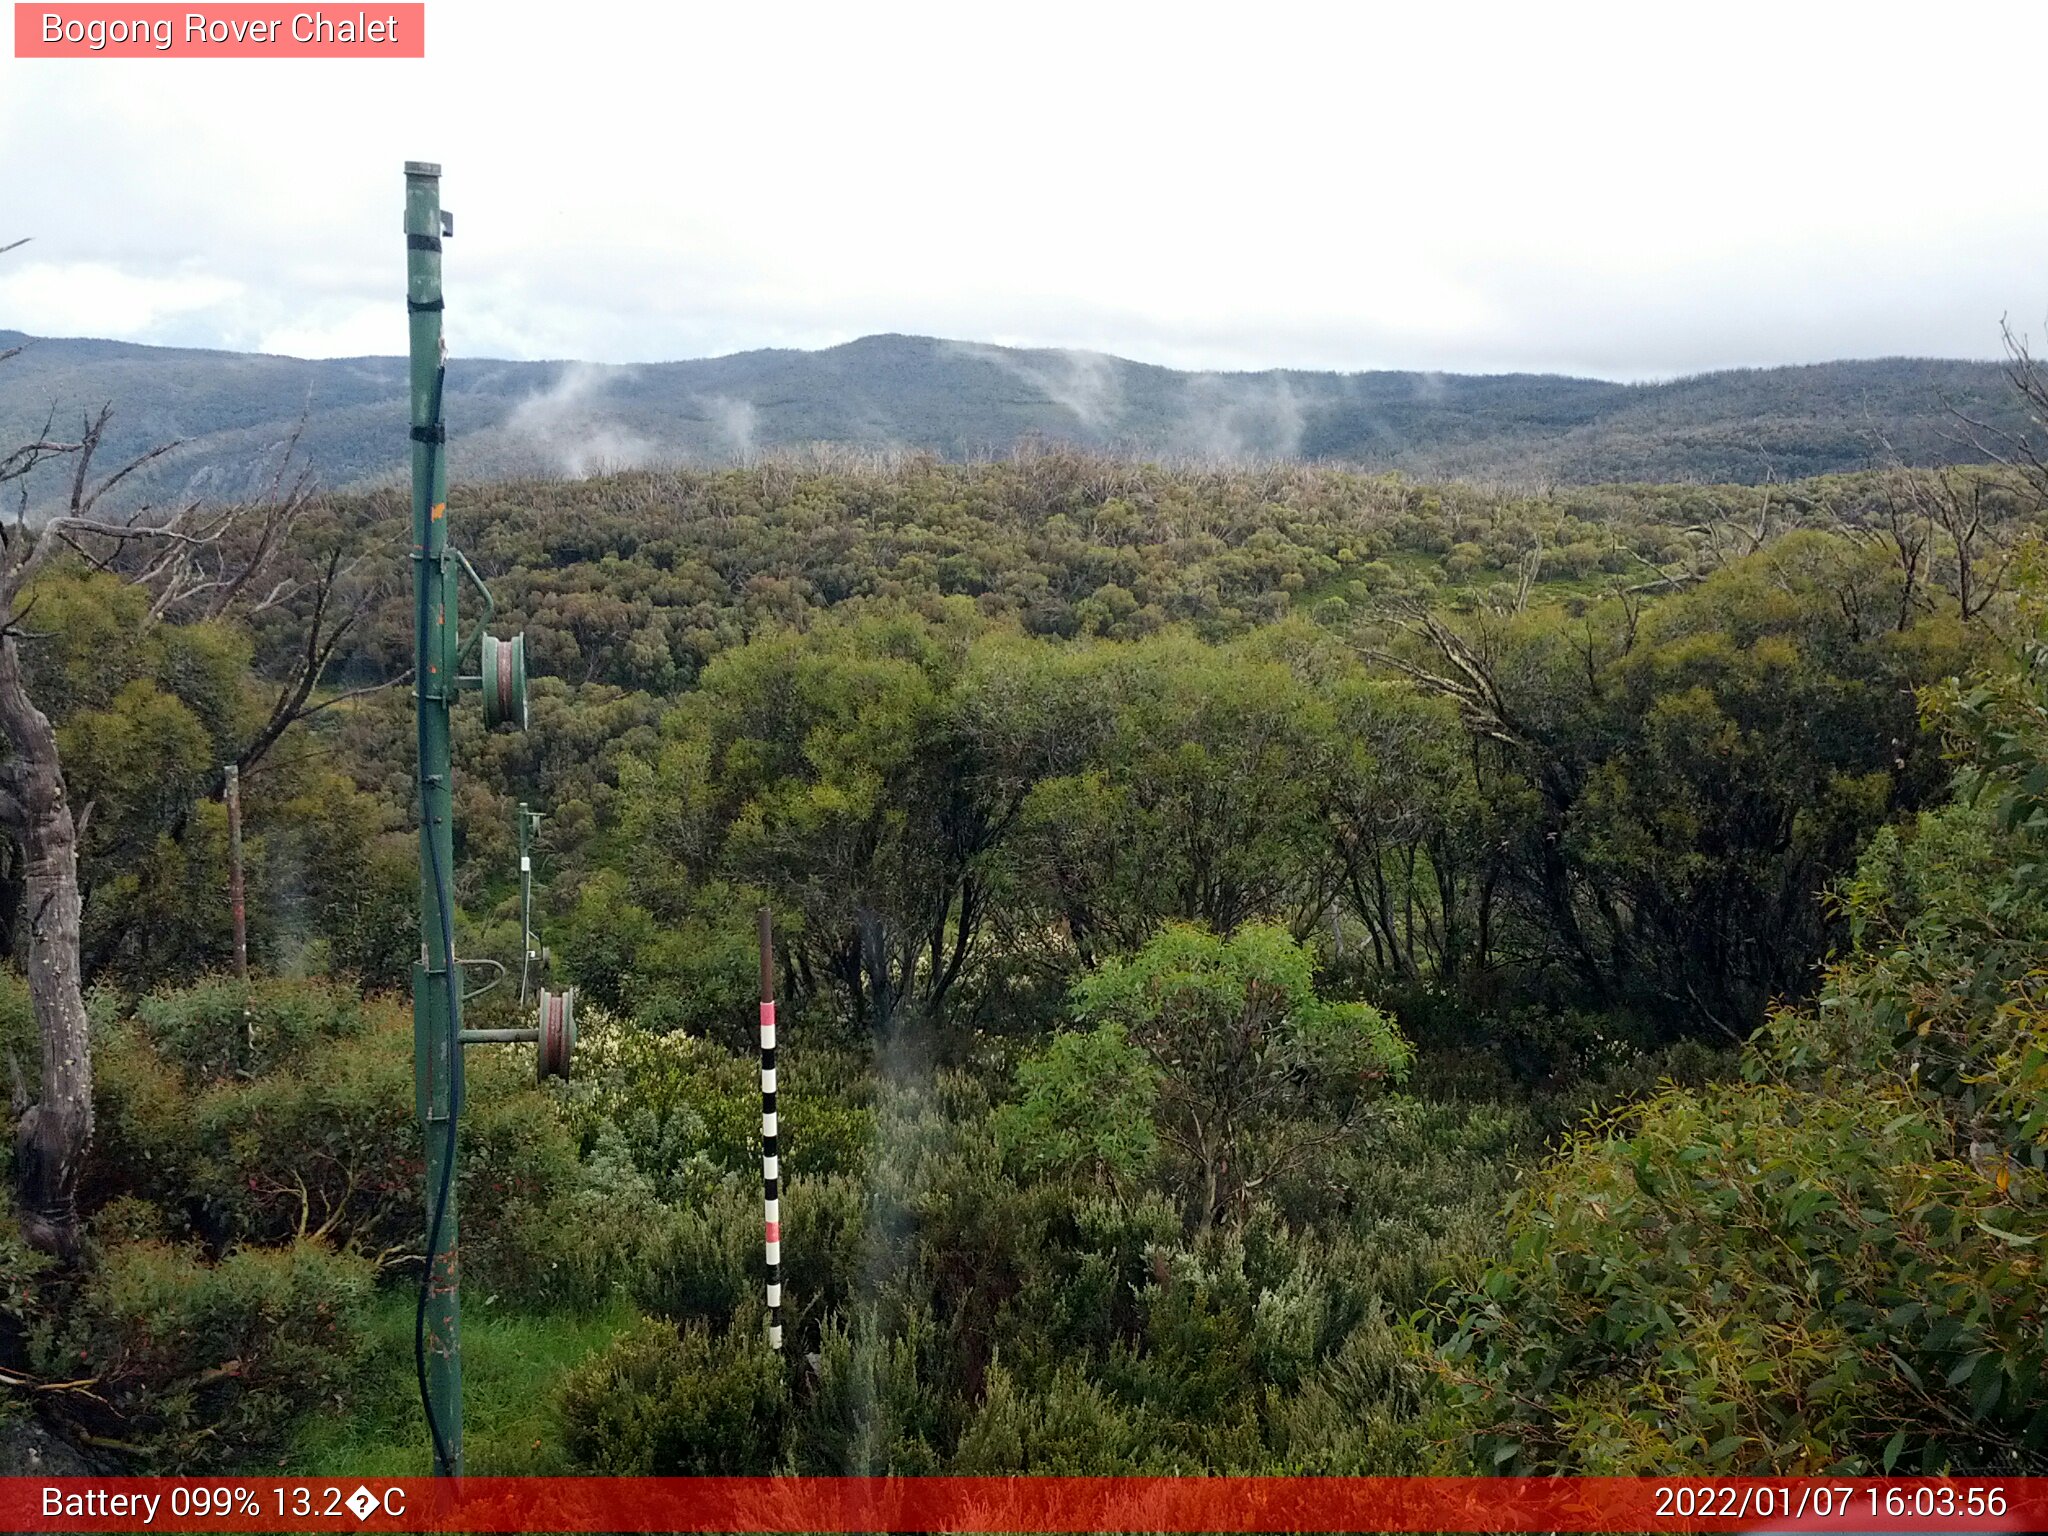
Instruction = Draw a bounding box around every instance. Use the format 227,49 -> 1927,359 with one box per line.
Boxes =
758,905 -> 775,1004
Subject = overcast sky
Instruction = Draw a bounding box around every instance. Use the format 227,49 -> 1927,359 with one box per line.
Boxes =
3,0 -> 2044,380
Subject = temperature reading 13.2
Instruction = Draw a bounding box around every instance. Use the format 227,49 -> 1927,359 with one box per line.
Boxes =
273,1484 -> 409,1521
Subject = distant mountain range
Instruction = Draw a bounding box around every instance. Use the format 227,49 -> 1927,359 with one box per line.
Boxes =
0,330 -> 2029,504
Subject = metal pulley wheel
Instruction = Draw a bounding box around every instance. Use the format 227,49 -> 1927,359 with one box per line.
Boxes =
536,986 -> 576,1082
480,631 -> 529,731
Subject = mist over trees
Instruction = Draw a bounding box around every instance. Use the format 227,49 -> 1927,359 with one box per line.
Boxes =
0,329 -> 2038,512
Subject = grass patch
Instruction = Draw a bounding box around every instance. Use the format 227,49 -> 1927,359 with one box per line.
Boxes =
289,1292 -> 637,1476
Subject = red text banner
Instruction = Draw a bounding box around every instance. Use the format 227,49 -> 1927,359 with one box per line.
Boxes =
1,1476 -> 2043,1532
14,5 -> 424,57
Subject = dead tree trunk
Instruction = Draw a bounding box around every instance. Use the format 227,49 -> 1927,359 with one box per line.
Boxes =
0,244 -> 389,1258
0,402 -> 212,1256
0,636 -> 91,1258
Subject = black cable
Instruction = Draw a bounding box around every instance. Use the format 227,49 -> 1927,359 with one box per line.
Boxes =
412,361 -> 463,1479
416,814 -> 462,1476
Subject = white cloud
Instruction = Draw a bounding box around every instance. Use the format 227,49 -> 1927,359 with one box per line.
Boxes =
255,304 -> 403,359
3,0 -> 2045,377
0,260 -> 241,341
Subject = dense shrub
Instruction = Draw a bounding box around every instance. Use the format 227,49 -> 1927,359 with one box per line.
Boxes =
1439,1081 -> 2046,1471
772,1172 -> 868,1337
562,1005 -> 872,1197
952,1362 -> 1156,1472
559,1314 -> 785,1473
14,1219 -> 372,1471
791,1305 -> 951,1474
631,1180 -> 757,1327
87,980 -> 578,1297
994,1020 -> 1157,1187
132,976 -> 368,1083
1438,607 -> 2048,1474
1061,922 -> 1409,1227
0,971 -> 34,1111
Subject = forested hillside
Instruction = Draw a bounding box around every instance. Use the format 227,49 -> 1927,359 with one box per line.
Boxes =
0,329 -> 2033,508
4,449 -> 2046,1476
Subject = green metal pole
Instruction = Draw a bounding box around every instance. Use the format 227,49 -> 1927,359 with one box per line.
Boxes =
405,159 -> 463,1478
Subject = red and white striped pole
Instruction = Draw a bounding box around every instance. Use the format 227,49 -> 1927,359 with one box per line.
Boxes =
758,906 -> 783,1352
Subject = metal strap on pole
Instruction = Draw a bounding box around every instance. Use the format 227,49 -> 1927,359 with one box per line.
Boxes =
759,906 -> 783,1351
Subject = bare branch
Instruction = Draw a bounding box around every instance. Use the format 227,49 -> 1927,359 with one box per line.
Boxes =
0,438 -> 82,488
72,437 -> 186,523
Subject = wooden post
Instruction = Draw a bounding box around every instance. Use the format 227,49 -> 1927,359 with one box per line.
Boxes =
224,763 -> 248,980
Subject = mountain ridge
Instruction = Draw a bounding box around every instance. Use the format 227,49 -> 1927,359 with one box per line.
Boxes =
0,328 -> 2026,503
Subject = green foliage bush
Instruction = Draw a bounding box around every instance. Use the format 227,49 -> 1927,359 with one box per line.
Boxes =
562,1003 -> 871,1194
1064,922 -> 1409,1225
774,1173 -> 868,1339
0,971 -> 34,1129
952,1361 -> 1156,1472
132,975 -> 367,1083
89,980 -> 577,1301
1441,1083 -> 2035,1471
995,1020 -> 1157,1187
559,1313 -> 785,1473
792,1306 -> 950,1474
1438,589 -> 2048,1473
559,870 -> 759,1043
16,1222 -> 372,1471
631,1180 -> 757,1327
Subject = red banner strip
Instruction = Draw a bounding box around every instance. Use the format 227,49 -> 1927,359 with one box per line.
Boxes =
13,5 -> 424,58
2,1476 -> 2043,1532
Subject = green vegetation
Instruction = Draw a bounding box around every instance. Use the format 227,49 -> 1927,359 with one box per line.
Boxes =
1439,618 -> 2048,1472
4,445 -> 2046,1475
